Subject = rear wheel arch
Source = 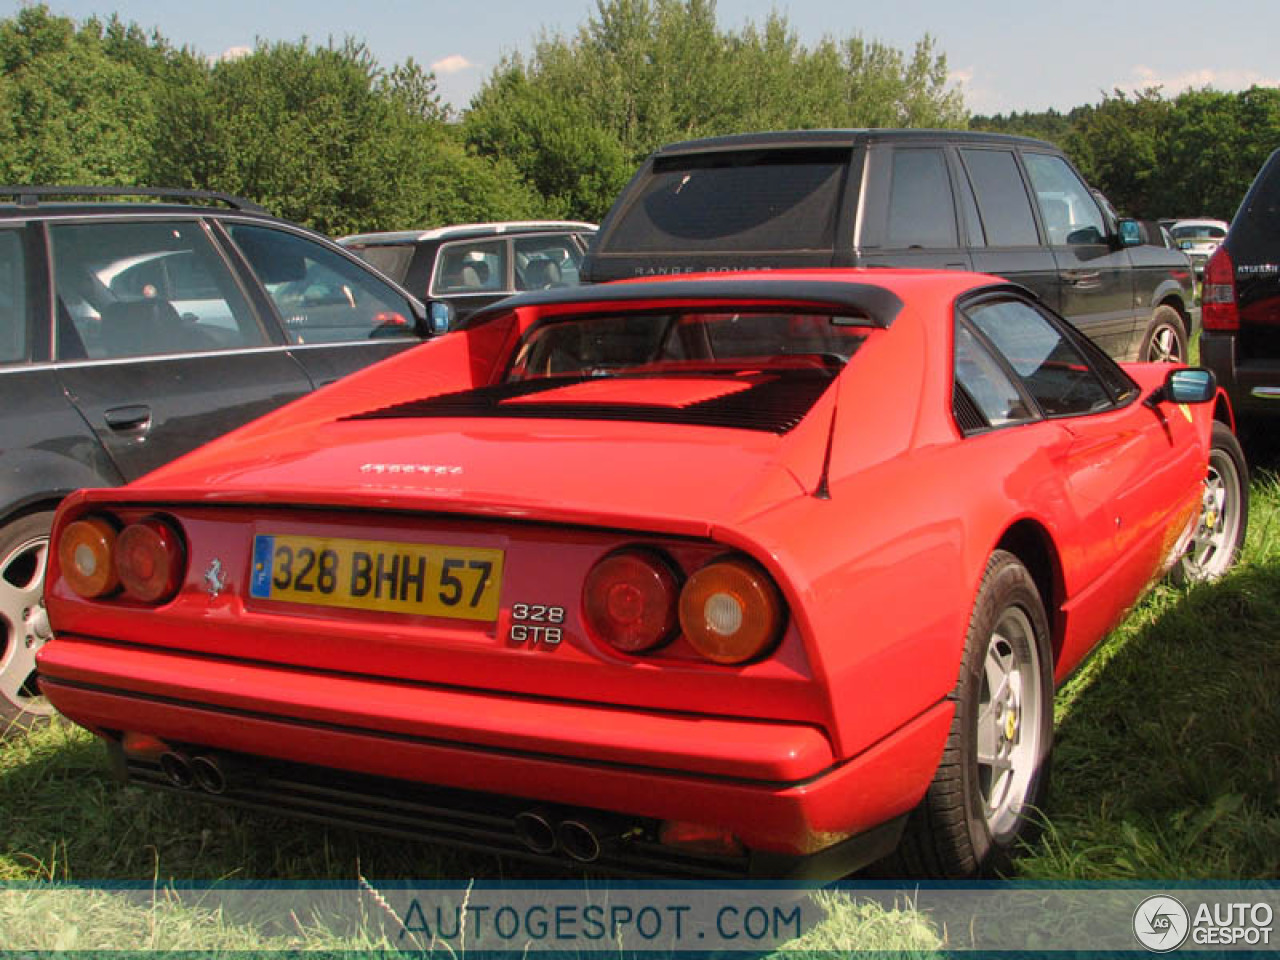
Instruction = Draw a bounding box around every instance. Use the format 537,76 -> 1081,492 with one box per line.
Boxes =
994,520 -> 1064,666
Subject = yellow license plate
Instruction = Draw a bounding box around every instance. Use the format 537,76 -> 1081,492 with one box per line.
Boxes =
249,534 -> 504,621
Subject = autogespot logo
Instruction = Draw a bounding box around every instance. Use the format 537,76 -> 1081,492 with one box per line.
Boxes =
1134,895 -> 1191,952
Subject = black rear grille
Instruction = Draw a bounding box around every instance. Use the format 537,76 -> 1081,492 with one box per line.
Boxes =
121,748 -> 751,879
345,373 -> 834,435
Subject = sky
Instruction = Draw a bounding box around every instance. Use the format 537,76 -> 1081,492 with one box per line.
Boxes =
18,0 -> 1280,116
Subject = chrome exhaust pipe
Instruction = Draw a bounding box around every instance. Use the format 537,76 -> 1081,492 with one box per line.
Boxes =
557,818 -> 606,863
159,751 -> 194,789
190,754 -> 228,794
513,810 -> 558,854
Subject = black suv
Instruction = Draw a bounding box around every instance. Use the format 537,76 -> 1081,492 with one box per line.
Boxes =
1200,148 -> 1280,439
339,221 -> 596,329
583,130 -> 1197,364
1,187 -> 433,727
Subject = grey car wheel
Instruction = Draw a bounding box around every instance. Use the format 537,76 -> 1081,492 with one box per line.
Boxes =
1174,422 -> 1249,584
0,512 -> 56,732
1141,306 -> 1188,364
891,551 -> 1054,877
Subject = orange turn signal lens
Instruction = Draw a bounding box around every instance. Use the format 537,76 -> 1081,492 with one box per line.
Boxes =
678,557 -> 784,664
58,516 -> 120,599
117,516 -> 186,604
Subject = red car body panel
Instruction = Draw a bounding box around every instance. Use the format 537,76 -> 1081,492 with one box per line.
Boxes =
38,269 -> 1217,870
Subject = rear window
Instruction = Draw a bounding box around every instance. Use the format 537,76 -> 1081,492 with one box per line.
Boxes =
1171,225 -> 1226,242
604,149 -> 849,254
507,310 -> 868,381
349,243 -> 416,284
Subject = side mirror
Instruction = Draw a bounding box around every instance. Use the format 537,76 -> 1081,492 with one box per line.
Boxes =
428,300 -> 454,335
1145,367 -> 1217,408
1118,219 -> 1143,248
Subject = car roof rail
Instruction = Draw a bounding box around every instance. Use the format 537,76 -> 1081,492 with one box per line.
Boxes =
0,185 -> 268,213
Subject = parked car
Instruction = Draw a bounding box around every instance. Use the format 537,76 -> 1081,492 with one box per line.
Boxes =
38,269 -> 1246,878
0,186 -> 434,728
583,130 -> 1198,364
339,222 -> 596,330
1171,219 -> 1230,277
1200,149 -> 1280,439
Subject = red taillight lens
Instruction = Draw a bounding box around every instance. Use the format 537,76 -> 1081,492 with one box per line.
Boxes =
116,516 -> 185,604
1202,246 -> 1239,331
679,558 -> 784,664
583,549 -> 679,653
58,516 -> 120,599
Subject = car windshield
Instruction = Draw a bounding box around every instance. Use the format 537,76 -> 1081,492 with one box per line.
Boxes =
506,310 -> 870,381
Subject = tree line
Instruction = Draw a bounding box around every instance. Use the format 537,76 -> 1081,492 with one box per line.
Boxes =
2,2 -> 1275,235
973,86 -> 1280,223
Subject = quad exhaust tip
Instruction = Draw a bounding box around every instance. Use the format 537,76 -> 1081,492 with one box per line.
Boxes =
159,751 -> 233,795
513,810 -> 615,863
513,810 -> 558,854
159,751 -> 195,789
557,818 -> 605,863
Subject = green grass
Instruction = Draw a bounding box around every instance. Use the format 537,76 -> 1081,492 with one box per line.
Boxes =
2,473 -> 1277,951
1016,468 -> 1280,878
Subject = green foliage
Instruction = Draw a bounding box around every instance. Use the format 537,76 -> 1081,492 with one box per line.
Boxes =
464,0 -> 966,219
0,6 -> 186,185
0,6 -> 549,235
151,39 -> 549,235
975,86 -> 1280,220
1065,89 -> 1171,217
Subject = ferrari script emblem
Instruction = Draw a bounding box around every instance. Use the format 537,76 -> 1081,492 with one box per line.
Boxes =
203,558 -> 227,600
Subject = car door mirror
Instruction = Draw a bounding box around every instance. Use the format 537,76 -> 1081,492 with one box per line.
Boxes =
1145,367 -> 1217,408
1118,219 -> 1143,248
428,300 -> 454,335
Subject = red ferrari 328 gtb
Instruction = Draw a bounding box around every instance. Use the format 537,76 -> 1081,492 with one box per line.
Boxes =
38,270 -> 1248,879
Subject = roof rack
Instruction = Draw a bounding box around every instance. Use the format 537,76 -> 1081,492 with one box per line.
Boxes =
0,185 -> 267,213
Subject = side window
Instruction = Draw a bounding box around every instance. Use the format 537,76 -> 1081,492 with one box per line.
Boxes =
1023,153 -> 1107,245
953,321 -> 1035,431
229,225 -> 416,345
0,230 -> 26,365
431,240 -> 508,295
514,234 -> 584,290
347,243 -> 415,285
50,221 -> 267,360
958,149 -> 1039,247
886,149 -> 957,248
965,299 -> 1113,416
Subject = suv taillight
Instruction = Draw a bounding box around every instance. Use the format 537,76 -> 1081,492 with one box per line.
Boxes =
1202,246 -> 1239,331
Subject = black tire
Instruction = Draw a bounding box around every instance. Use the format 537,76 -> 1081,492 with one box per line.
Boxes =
1140,306 -> 1188,364
0,511 -> 56,735
1172,421 -> 1249,584
892,551 -> 1054,877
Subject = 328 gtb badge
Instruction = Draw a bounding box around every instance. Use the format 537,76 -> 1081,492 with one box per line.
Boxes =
509,603 -> 564,647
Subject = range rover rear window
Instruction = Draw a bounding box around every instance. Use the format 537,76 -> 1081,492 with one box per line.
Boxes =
605,148 -> 849,254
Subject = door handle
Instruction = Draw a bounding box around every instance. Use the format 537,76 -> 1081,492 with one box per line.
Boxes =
1060,269 -> 1101,287
103,404 -> 152,431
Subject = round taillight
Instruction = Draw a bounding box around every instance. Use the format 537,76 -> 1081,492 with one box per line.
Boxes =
583,549 -> 679,653
679,558 -> 784,664
116,517 -> 185,604
58,516 -> 120,599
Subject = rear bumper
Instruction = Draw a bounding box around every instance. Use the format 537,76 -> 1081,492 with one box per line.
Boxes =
39,635 -> 951,872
